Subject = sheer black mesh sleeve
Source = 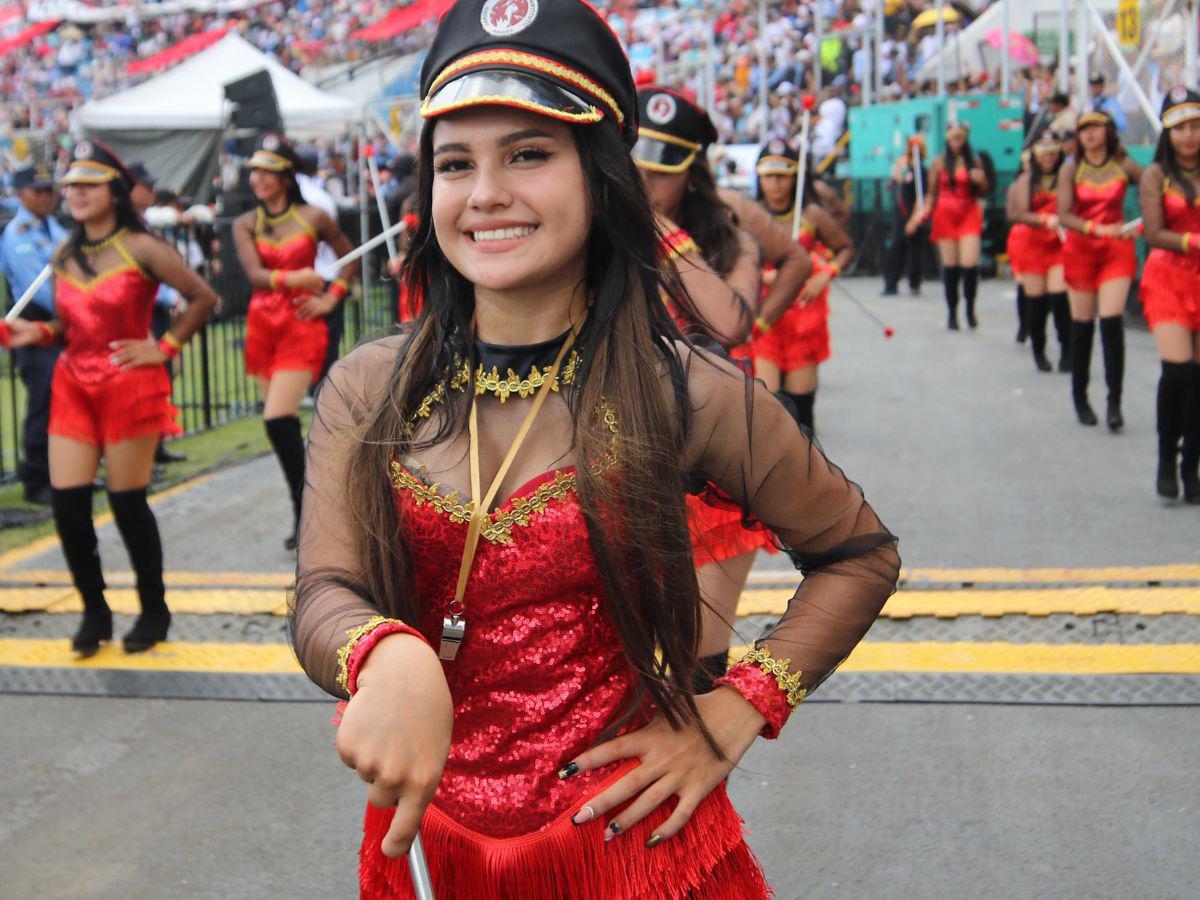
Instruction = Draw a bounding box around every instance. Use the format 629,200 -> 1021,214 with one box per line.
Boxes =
682,348 -> 900,692
290,335 -> 406,697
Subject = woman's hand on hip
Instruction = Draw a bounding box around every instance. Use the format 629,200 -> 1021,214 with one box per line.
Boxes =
109,337 -> 166,369
294,292 -> 337,320
335,633 -> 453,858
560,686 -> 766,846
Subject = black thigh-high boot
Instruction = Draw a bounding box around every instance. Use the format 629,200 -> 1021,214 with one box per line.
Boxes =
1049,292 -> 1071,372
962,266 -> 979,329
51,485 -> 110,655
692,651 -> 730,695
108,488 -> 170,653
1099,314 -> 1125,431
784,391 -> 815,434
1015,284 -> 1029,343
1181,363 -> 1200,503
265,415 -> 306,550
1071,320 -> 1098,426
942,265 -> 962,329
1156,361 -> 1190,499
1027,294 -> 1051,371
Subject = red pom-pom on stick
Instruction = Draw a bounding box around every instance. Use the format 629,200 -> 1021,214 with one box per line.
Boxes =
884,327 -> 895,339
801,94 -> 817,112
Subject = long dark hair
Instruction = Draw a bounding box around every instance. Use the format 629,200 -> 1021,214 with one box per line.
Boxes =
344,118 -> 718,741
678,157 -> 741,276
57,179 -> 149,278
945,135 -> 977,178
1080,119 -> 1126,169
1154,126 -> 1198,204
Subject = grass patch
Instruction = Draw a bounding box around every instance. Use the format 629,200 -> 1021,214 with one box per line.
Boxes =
0,412 -> 309,555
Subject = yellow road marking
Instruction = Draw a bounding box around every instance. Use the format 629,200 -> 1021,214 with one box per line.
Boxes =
0,570 -> 293,588
738,586 -> 1200,618
0,472 -> 219,570
746,565 -> 1200,587
1,638 -> 1197,676
0,587 -> 288,615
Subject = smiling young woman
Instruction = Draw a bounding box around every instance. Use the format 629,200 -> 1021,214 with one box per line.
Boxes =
2,141 -> 217,655
289,1 -> 898,897
1139,87 -> 1200,502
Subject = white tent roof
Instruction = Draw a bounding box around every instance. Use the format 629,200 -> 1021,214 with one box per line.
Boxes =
77,33 -> 360,131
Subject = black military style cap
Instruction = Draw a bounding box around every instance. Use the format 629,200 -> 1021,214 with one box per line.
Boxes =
12,163 -> 54,190
1162,86 -> 1200,130
59,139 -> 134,189
247,132 -> 306,173
631,85 -> 716,173
755,137 -> 799,176
419,0 -> 637,145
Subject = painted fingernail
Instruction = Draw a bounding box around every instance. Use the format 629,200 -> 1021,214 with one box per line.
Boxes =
605,822 -> 621,842
572,805 -> 596,825
557,762 -> 579,779
645,834 -> 665,849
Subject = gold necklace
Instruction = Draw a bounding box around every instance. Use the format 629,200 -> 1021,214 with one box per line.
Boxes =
81,227 -> 125,255
416,350 -> 581,417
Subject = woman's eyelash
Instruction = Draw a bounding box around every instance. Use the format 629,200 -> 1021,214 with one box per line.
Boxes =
434,158 -> 470,174
511,147 -> 551,162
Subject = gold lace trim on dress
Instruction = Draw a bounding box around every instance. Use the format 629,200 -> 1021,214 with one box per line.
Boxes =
739,644 -> 808,708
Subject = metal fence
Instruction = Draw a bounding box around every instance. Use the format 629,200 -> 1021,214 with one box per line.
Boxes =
0,207 -> 398,483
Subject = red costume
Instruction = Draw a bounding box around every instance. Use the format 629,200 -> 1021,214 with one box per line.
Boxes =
1008,182 -> 1064,276
49,232 -> 180,446
244,206 -> 328,383
1063,161 -> 1138,291
1141,181 -> 1200,332
661,228 -> 776,566
929,164 -> 983,242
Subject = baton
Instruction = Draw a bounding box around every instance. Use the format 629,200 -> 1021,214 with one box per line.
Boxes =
5,264 -> 51,323
831,275 -> 894,339
408,833 -> 436,900
364,147 -> 399,264
318,219 -> 408,280
792,98 -> 815,242
912,142 -> 925,212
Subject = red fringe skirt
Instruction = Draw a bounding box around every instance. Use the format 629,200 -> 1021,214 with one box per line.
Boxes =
929,196 -> 983,243
49,361 -> 180,447
686,491 -> 775,568
1063,232 -> 1138,292
1008,224 -> 1063,277
1141,248 -> 1200,332
359,768 -> 770,899
245,292 -> 328,384
742,291 -> 830,374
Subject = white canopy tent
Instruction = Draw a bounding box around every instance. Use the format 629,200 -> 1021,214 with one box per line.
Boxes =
76,33 -> 360,199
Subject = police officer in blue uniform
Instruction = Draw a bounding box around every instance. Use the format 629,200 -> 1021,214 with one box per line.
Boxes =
0,164 -> 68,504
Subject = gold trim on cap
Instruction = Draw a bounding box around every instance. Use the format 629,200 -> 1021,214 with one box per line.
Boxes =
420,93 -> 603,125
1078,110 -> 1111,128
425,49 -> 623,125
59,160 -> 122,185
638,127 -> 702,152
756,156 -> 799,175
247,150 -> 294,172
1163,102 -> 1200,129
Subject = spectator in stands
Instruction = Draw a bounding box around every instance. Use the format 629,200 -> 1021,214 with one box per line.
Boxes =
1089,73 -> 1127,133
811,79 -> 848,166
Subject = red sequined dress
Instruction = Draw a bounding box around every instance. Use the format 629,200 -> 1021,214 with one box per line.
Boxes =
1141,179 -> 1200,332
292,334 -> 899,899
661,229 -> 776,567
743,212 -> 832,373
48,230 -> 181,447
1063,160 -> 1138,291
929,163 -> 983,242
1007,180 -> 1064,276
244,206 -> 328,383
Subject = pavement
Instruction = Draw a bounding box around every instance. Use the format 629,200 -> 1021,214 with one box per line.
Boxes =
1,276 -> 1198,899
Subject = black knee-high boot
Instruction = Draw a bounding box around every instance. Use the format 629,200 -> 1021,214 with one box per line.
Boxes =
1027,294 -> 1052,371
1049,292 -> 1071,372
1156,361 -> 1190,499
962,266 -> 979,329
265,415 -> 306,550
1099,315 -> 1125,431
52,485 -> 110,655
692,651 -> 730,695
108,488 -> 170,653
1071,320 -> 1098,426
1181,363 -> 1200,503
785,391 -> 815,433
1015,285 -> 1028,343
942,265 -> 961,329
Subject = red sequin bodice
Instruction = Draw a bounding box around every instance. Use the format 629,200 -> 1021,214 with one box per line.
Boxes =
253,228 -> 318,309
938,164 -> 975,202
1073,163 -> 1129,225
55,265 -> 158,385
392,463 -> 641,838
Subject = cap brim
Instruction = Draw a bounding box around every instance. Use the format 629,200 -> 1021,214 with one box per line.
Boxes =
632,134 -> 699,174
1164,103 -> 1200,129
756,157 -> 798,176
247,151 -> 294,172
421,70 -> 603,126
59,167 -> 119,186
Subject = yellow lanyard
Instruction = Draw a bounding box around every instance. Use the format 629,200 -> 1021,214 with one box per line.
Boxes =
439,329 -> 577,660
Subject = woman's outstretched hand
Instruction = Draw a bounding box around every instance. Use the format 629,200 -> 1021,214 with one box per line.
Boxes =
335,633 -> 453,859
560,686 -> 766,846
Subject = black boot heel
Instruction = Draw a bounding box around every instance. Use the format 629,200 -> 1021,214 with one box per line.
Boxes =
1075,397 -> 1098,427
1158,458 -> 1181,500
123,609 -> 171,654
72,605 -> 113,657
1106,398 -> 1124,432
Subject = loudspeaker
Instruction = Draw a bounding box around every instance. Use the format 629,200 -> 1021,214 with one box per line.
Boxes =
223,69 -> 282,132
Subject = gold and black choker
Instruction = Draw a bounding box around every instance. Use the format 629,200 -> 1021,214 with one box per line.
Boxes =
81,227 -> 126,255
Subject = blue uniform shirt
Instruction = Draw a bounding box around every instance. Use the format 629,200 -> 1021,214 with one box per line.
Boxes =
0,205 -> 68,316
